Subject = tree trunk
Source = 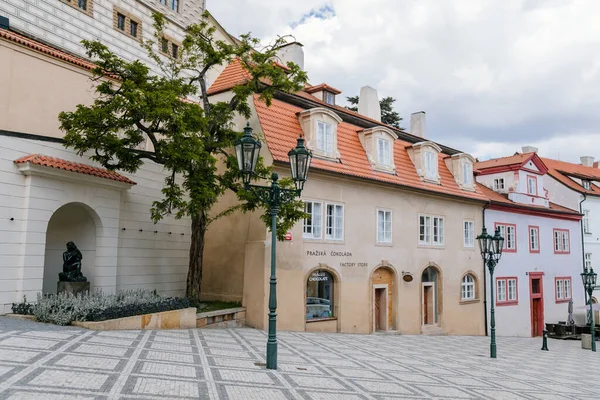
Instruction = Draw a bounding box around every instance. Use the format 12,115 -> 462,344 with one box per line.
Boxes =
186,211 -> 207,303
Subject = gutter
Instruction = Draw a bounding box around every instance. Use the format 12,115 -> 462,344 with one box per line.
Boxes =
482,200 -> 491,337
579,193 -> 588,305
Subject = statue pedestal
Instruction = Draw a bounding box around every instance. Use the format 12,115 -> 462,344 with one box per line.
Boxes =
57,281 -> 90,296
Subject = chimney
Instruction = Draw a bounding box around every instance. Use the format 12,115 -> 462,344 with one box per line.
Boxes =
580,156 -> 594,167
410,111 -> 426,138
521,146 -> 538,153
358,86 -> 381,122
275,42 -> 304,70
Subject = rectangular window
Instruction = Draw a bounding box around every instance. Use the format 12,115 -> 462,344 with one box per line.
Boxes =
495,223 -> 516,252
317,121 -> 334,153
377,209 -> 392,243
462,162 -> 472,185
377,138 -> 391,166
130,20 -> 138,37
553,229 -> 570,254
161,37 -> 169,53
585,253 -> 592,269
325,203 -> 344,241
493,178 -> 505,191
303,201 -> 322,239
555,277 -> 572,302
527,175 -> 537,195
583,180 -> 591,190
424,151 -> 437,178
419,215 -> 431,245
583,210 -> 591,234
463,220 -> 474,248
529,226 -> 540,253
171,43 -> 178,58
497,277 -> 518,305
170,0 -> 179,11
78,0 -> 87,10
324,91 -> 335,105
419,215 -> 443,246
117,13 -> 125,30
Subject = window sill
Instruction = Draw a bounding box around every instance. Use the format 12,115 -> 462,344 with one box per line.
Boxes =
463,246 -> 475,251
417,244 -> 445,250
306,317 -> 337,323
496,301 -> 518,307
460,298 -> 480,305
375,242 -> 393,247
529,250 -> 540,254
323,239 -> 345,245
554,252 -> 571,255
556,299 -> 572,304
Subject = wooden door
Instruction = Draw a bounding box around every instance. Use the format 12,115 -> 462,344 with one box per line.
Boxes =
372,268 -> 394,330
375,289 -> 381,330
422,283 -> 434,325
529,273 -> 544,337
532,299 -> 540,336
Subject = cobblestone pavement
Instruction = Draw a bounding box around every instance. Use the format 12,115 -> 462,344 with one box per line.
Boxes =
0,317 -> 599,400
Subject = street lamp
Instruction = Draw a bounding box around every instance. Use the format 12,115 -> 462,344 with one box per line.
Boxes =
477,227 -> 504,358
234,123 -> 312,370
581,266 -> 597,352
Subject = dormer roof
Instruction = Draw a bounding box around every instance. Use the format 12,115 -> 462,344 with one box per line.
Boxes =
474,152 -> 548,175
305,83 -> 342,95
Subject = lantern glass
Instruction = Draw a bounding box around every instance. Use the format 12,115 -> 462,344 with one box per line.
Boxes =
288,136 -> 312,192
477,228 -> 491,259
492,228 -> 504,256
591,267 -> 598,286
234,123 -> 262,185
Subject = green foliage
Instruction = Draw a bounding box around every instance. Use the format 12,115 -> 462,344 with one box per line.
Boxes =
11,295 -> 33,315
346,95 -> 404,129
29,290 -> 190,326
57,11 -> 310,299
193,300 -> 242,312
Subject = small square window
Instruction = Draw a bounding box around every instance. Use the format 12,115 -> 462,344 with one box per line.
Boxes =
117,13 -> 125,31
172,43 -> 178,58
583,180 -> 591,190
527,175 -> 537,195
130,20 -> 138,37
493,178 -> 505,191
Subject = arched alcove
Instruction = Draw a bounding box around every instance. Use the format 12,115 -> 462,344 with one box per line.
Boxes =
43,203 -> 99,294
370,264 -> 397,332
421,264 -> 443,326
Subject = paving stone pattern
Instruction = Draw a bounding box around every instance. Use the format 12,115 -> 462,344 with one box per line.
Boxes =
0,317 -> 598,399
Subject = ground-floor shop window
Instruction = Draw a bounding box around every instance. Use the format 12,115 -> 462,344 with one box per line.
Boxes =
306,270 -> 334,320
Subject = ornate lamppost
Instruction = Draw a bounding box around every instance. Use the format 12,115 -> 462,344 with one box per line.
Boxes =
477,227 -> 504,358
234,123 -> 312,370
581,266 -> 597,352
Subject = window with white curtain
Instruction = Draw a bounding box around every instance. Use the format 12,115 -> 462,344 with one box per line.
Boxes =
325,203 -> 344,240
377,209 -> 392,243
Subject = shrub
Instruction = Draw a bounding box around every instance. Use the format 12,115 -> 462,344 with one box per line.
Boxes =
11,295 -> 34,315
16,289 -> 190,326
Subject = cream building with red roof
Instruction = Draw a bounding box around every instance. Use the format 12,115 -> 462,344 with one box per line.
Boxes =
204,58 -> 490,335
475,149 -> 586,337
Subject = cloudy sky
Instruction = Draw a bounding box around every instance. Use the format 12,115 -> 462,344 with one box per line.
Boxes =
210,0 -> 600,162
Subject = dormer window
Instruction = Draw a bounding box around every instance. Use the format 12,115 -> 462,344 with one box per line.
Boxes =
324,91 -> 335,105
424,151 -> 438,179
377,138 -> 391,166
462,162 -> 473,185
494,178 -> 505,191
317,121 -> 334,153
527,175 -> 537,195
298,108 -> 343,160
583,180 -> 591,190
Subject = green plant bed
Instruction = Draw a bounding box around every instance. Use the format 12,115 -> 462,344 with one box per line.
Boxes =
193,300 -> 242,313
11,289 -> 190,326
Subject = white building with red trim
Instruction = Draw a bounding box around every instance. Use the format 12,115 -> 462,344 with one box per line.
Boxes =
475,149 -> 585,337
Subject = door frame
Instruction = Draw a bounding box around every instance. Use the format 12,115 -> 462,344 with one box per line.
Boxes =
373,284 -> 388,331
529,272 -> 545,337
422,282 -> 436,326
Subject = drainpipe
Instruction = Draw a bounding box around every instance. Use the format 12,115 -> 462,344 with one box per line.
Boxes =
579,193 -> 587,305
482,201 -> 491,337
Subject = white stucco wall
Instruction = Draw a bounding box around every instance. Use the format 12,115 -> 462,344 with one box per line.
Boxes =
581,195 -> 600,301
545,176 -> 583,211
0,135 -> 190,314
484,209 -> 584,337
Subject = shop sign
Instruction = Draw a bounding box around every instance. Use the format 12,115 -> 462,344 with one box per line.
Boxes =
309,271 -> 330,282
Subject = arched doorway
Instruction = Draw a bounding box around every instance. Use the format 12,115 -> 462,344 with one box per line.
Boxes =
421,265 -> 442,327
371,266 -> 396,332
43,203 -> 99,294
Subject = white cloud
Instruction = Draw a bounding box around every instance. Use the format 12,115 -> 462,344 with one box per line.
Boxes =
209,0 -> 600,163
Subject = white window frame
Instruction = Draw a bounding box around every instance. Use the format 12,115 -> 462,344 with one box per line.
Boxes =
461,274 -> 475,300
497,279 -> 507,302
585,253 -> 592,269
493,178 -> 505,191
463,220 -> 474,248
325,203 -> 344,241
316,121 -> 334,154
507,278 -> 517,301
583,180 -> 591,190
497,277 -> 518,304
324,91 -> 335,105
376,209 -> 392,244
555,277 -> 572,301
303,201 -> 323,239
496,223 -> 516,251
424,151 -> 438,179
553,229 -> 570,253
529,226 -> 539,252
419,214 -> 444,246
583,210 -> 591,234
377,138 -> 391,166
527,176 -> 537,195
462,162 -> 473,185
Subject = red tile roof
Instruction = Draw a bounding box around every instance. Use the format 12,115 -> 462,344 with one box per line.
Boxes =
542,157 -> 600,195
305,83 -> 342,95
477,183 -> 581,217
254,96 -> 487,202
474,153 -> 534,170
0,28 -> 97,72
14,154 -> 136,185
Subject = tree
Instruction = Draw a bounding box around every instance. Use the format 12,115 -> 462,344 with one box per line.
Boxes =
58,12 -> 309,303
346,95 -> 404,129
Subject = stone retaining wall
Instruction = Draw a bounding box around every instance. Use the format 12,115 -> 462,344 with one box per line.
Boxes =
72,307 -> 197,330
196,307 -> 246,328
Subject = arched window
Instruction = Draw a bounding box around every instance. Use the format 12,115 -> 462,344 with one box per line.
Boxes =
461,274 -> 476,300
306,270 -> 334,320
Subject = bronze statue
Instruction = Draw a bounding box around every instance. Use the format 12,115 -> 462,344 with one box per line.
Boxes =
58,242 -> 87,282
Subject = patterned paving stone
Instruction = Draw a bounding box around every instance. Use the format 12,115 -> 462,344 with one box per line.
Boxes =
0,317 -> 599,400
